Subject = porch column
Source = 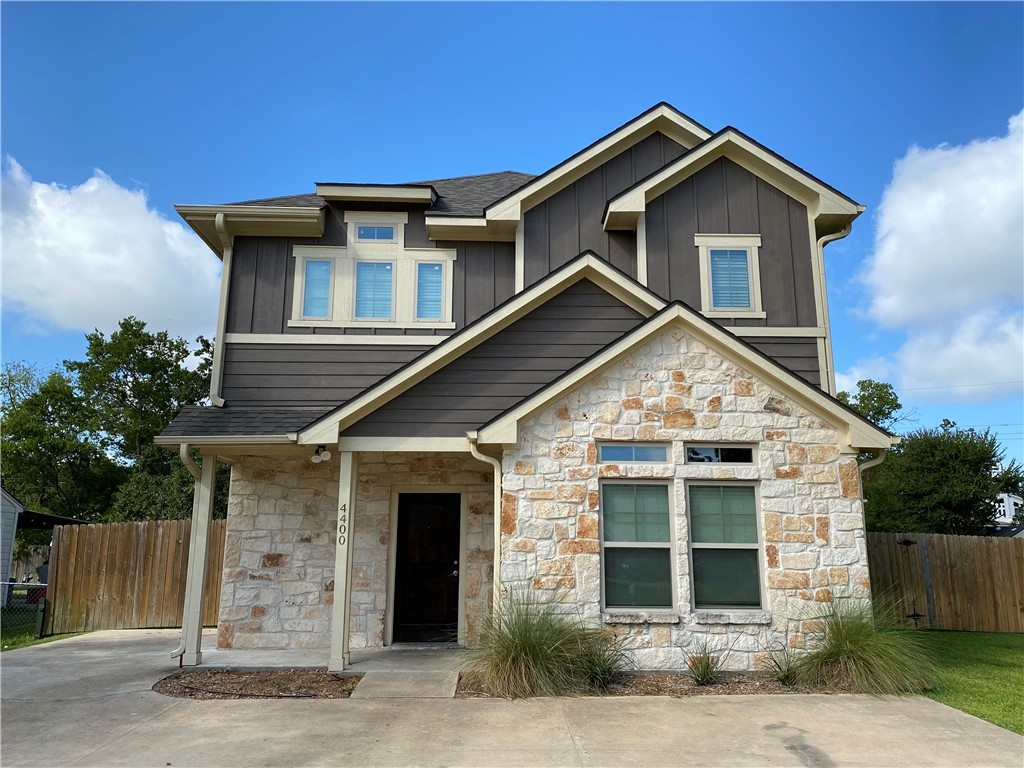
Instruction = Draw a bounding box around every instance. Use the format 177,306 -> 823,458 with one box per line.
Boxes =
329,451 -> 357,672
181,456 -> 216,666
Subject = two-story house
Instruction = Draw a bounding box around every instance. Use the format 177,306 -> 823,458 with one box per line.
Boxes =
158,103 -> 895,671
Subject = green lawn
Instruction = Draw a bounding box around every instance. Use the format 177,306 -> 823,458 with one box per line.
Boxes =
921,630 -> 1024,735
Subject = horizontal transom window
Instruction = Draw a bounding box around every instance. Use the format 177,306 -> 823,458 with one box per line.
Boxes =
598,443 -> 669,463
686,445 -> 754,464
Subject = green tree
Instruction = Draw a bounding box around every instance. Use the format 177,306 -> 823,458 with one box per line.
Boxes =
0,370 -> 125,520
65,317 -> 210,473
1,319 -> 222,524
837,378 -> 911,430
863,423 -> 1024,535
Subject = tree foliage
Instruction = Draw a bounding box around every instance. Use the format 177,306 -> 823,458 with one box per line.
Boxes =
66,318 -> 210,473
837,379 -> 909,430
863,423 -> 1024,535
1,317 -> 222,524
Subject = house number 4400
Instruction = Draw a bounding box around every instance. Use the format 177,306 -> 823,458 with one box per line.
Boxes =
338,504 -> 348,545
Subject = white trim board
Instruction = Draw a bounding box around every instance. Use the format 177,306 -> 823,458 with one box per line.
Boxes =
603,130 -> 863,231
223,333 -> 445,346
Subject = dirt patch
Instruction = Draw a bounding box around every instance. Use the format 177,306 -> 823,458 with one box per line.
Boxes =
153,668 -> 361,700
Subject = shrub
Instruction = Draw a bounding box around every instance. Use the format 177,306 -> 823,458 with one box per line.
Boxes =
758,642 -> 800,686
686,641 -> 724,686
792,601 -> 941,695
461,594 -> 629,698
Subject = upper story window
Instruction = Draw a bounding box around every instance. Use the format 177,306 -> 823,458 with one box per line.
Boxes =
289,212 -> 457,329
694,234 -> 765,319
356,225 -> 396,242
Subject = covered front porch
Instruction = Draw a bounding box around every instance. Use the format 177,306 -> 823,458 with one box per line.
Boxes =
176,444 -> 498,672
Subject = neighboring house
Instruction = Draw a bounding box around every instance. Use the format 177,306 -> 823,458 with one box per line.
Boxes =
159,103 -> 896,670
986,493 -> 1024,538
1,487 -> 24,598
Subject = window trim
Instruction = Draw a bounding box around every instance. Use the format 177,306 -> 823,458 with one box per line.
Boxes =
694,234 -> 765,319
597,442 -> 670,464
599,480 -> 677,612
686,481 -> 765,611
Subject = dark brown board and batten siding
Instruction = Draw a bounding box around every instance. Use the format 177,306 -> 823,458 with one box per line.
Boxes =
221,344 -> 430,408
522,132 -> 687,287
342,280 -> 645,437
645,157 -> 818,328
745,337 -> 821,387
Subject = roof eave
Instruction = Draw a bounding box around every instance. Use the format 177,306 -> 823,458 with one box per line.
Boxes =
175,205 -> 326,257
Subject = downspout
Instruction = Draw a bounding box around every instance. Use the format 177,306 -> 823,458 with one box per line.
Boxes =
170,444 -> 202,661
209,213 -> 234,407
467,433 -> 503,612
816,222 -> 853,396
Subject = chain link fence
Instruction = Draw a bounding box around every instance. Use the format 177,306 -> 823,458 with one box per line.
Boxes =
1,582 -> 47,649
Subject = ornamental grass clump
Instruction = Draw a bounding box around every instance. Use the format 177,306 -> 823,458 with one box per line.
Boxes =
686,641 -> 724,686
461,595 -> 629,698
792,601 -> 941,695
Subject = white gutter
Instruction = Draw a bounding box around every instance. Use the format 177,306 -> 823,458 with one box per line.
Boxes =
170,444 -> 201,659
816,223 -> 853,396
208,213 -> 233,407
467,432 -> 503,611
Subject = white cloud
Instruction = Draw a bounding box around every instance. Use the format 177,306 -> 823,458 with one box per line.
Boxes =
846,112 -> 1024,402
1,159 -> 219,341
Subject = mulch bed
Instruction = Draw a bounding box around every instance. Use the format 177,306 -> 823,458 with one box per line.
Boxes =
456,672 -> 821,698
154,668 -> 821,700
153,668 -> 362,700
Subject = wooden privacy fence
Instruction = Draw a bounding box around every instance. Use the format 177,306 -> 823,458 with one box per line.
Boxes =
867,531 -> 1024,633
44,519 -> 226,635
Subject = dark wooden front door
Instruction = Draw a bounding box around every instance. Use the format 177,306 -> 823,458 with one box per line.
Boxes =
393,493 -> 460,643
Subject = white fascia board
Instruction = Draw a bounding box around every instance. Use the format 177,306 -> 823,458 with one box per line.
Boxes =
486,105 -> 712,223
315,184 -> 436,204
476,305 -> 892,451
603,131 -> 861,230
175,205 -> 325,257
297,253 -> 667,446
423,216 -> 517,242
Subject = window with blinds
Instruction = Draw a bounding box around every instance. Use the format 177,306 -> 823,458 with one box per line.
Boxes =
416,262 -> 444,321
709,249 -> 751,309
601,483 -> 673,609
302,260 -> 332,319
354,261 -> 394,320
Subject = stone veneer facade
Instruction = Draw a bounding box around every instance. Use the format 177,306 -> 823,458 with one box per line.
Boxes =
218,453 -> 494,651
499,324 -> 871,671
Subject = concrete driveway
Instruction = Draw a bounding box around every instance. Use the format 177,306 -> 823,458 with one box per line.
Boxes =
2,630 -> 1021,767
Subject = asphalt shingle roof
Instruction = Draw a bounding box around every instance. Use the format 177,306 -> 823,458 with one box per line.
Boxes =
160,405 -> 329,438
224,171 -> 535,218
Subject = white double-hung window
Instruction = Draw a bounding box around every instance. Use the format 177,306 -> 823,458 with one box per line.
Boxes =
694,234 -> 765,318
290,212 -> 456,328
601,483 -> 674,609
688,483 -> 762,609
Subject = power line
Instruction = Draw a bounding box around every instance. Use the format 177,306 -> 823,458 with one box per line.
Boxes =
896,380 -> 1024,392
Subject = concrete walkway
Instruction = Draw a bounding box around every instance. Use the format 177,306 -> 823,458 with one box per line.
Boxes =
2,630 -> 1022,767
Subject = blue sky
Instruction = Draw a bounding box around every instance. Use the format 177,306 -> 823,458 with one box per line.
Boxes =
2,2 -> 1022,463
